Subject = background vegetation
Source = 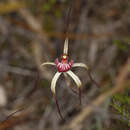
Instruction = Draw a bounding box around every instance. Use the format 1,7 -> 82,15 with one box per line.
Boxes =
0,0 -> 130,130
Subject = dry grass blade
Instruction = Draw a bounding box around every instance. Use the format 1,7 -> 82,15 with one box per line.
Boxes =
1,108 -> 24,124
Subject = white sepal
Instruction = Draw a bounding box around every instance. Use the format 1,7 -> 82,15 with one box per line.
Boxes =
63,38 -> 68,54
66,70 -> 82,88
51,72 -> 62,94
40,62 -> 56,67
72,63 -> 89,70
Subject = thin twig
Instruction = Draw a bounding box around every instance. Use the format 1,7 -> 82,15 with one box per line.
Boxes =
1,108 -> 25,124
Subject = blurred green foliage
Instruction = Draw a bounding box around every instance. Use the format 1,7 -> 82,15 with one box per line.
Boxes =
42,0 -> 62,18
41,0 -> 62,31
112,87 -> 130,126
113,39 -> 128,51
42,0 -> 56,12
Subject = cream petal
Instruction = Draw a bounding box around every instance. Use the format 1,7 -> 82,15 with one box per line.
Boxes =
66,70 -> 82,88
72,63 -> 89,70
51,72 -> 62,94
63,38 -> 68,54
40,62 -> 56,67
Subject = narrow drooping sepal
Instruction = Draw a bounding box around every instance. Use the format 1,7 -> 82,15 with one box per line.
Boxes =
72,63 -> 100,88
51,72 -> 62,94
40,62 -> 56,67
66,70 -> 82,88
79,88 -> 82,105
63,38 -> 69,54
87,70 -> 100,88
54,94 -> 64,120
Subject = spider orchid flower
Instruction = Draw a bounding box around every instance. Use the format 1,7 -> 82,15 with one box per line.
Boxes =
41,38 -> 99,119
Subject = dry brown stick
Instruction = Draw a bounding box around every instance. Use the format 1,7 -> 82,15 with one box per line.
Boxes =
0,107 -> 33,130
46,31 -> 113,40
0,115 -> 26,130
6,16 -> 113,40
6,16 -> 114,40
67,58 -> 130,130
